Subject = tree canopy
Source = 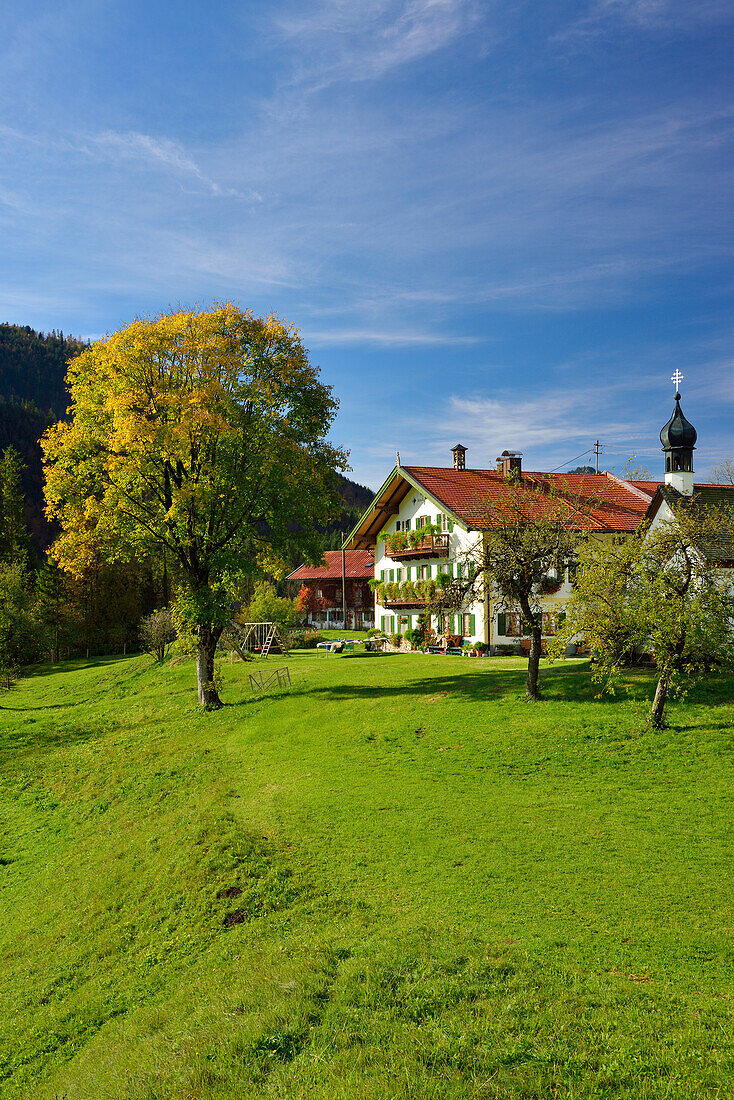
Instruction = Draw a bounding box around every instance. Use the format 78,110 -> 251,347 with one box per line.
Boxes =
43,304 -> 348,706
556,500 -> 734,727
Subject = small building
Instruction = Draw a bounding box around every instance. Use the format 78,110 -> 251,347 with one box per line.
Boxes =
287,550 -> 375,630
646,388 -> 734,540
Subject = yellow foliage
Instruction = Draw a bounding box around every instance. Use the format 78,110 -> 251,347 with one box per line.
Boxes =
42,304 -> 348,586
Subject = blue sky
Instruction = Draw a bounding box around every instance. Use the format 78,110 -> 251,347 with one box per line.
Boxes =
2,0 -> 733,489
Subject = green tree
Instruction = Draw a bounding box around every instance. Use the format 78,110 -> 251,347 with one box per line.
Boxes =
555,500 -> 734,727
42,305 -> 347,707
33,562 -> 73,663
448,478 -> 587,700
0,446 -> 31,566
243,581 -> 300,634
0,561 -> 37,690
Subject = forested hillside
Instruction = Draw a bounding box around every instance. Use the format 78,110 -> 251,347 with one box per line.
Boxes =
0,323 -> 373,557
0,323 -> 83,417
0,325 -> 85,553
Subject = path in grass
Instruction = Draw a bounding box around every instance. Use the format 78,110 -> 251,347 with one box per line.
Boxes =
1,651 -> 732,1098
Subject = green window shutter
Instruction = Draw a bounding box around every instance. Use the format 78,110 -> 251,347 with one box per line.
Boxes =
450,616 -> 456,634
435,515 -> 441,527
470,614 -> 476,635
381,570 -> 386,582
405,519 -> 411,530
406,566 -> 411,580
447,563 -> 453,577
389,569 -> 394,582
456,562 -> 463,579
448,520 -> 453,532
498,613 -> 507,635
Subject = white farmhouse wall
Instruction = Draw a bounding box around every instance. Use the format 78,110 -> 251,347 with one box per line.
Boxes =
373,489 -> 485,642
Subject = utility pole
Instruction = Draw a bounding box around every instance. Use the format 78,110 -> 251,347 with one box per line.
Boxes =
593,440 -> 604,474
341,547 -> 347,631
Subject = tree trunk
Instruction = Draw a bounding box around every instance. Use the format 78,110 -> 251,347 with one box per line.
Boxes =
526,623 -> 543,700
196,625 -> 223,709
650,671 -> 670,728
519,596 -> 542,700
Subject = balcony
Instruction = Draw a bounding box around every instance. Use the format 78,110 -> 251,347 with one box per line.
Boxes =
381,595 -> 429,610
383,533 -> 450,561
375,577 -> 451,610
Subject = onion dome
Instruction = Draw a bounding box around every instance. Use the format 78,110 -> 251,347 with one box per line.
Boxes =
660,393 -> 697,452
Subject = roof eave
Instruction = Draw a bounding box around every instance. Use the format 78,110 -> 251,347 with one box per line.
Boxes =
342,465 -> 467,551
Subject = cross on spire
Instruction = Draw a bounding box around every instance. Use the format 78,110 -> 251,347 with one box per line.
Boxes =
671,369 -> 684,391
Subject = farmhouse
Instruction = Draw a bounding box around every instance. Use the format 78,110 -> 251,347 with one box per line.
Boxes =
344,388 -> 731,650
287,549 -> 375,630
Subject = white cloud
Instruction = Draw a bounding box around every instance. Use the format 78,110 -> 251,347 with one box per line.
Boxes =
561,0 -> 734,39
274,0 -> 479,89
79,130 -> 258,200
302,326 -> 481,346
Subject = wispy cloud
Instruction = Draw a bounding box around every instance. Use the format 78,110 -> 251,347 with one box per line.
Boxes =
274,0 -> 480,89
79,130 -> 259,200
561,0 -> 734,39
302,326 -> 481,346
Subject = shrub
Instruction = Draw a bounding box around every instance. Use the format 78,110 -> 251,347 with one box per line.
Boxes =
390,633 -> 402,647
139,608 -> 176,662
289,629 -> 320,649
367,627 -> 382,637
404,626 -> 422,648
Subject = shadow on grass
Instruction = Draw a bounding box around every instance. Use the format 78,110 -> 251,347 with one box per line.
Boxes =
0,702 -> 68,712
229,659 -> 650,710
243,657 -> 733,712
21,653 -> 143,680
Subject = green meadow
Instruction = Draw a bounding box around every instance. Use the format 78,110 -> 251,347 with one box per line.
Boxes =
1,650 -> 732,1098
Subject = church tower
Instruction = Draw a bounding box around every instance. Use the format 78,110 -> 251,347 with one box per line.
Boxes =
660,373 -> 697,496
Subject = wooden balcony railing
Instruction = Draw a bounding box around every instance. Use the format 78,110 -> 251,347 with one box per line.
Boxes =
384,533 -> 449,560
381,595 -> 429,610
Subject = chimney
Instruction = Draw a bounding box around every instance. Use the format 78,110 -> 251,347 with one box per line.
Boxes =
451,443 -> 467,470
496,450 -> 522,478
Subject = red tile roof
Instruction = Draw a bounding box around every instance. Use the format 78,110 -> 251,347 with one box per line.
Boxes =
402,466 -> 652,532
287,549 -> 374,582
629,480 -> 663,497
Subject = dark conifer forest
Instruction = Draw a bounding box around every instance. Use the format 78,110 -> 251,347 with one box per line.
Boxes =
0,322 -> 374,558
0,324 -> 85,553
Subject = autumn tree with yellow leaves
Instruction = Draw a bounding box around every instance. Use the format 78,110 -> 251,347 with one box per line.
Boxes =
42,305 -> 347,707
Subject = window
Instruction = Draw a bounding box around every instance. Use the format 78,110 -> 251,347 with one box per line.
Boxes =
503,613 -> 526,637
462,613 -> 475,636
542,611 -> 565,636
416,515 -> 429,529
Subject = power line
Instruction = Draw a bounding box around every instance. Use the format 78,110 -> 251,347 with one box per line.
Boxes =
548,447 -> 595,474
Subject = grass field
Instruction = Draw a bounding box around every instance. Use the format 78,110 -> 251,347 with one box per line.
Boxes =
1,650 -> 733,1098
